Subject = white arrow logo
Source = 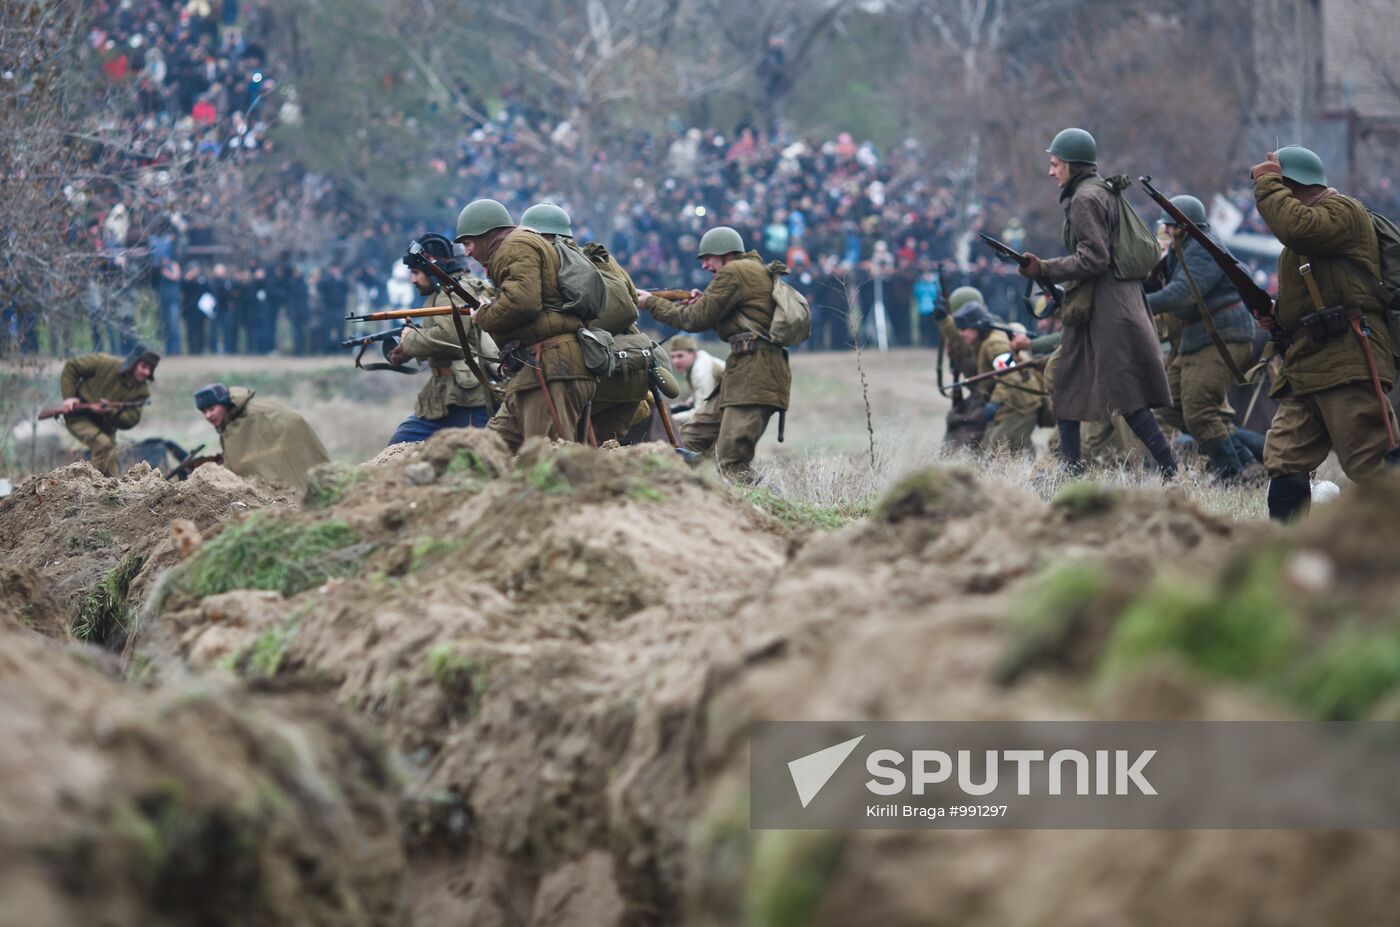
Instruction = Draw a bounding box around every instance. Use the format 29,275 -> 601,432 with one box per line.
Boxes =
787,735 -> 865,808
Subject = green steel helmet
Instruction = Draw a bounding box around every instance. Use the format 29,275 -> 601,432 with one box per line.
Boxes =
1163,194 -> 1208,229
697,226 -> 745,257
1275,146 -> 1328,187
948,285 -> 985,315
455,198 -> 514,240
1047,127 -> 1097,164
521,202 -> 573,237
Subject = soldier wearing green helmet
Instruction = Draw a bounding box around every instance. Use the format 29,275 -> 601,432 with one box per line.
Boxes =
520,202 -> 573,238
1145,192 -> 1256,480
636,226 -> 792,482
1249,146 -> 1396,520
1022,127 -> 1177,477
453,198 -> 597,451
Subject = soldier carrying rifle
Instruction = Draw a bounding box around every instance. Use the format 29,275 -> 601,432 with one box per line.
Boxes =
55,345 -> 160,477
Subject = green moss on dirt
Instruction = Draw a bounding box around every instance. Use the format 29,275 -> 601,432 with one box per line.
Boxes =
1288,629 -> 1400,720
170,513 -> 366,602
73,553 -> 146,646
302,463 -> 363,510
747,830 -> 845,927
742,487 -> 868,531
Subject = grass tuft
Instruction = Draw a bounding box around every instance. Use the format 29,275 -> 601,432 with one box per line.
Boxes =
170,512 -> 366,602
740,486 -> 869,531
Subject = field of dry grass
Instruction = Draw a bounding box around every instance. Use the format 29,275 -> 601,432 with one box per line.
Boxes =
4,347 -> 1272,519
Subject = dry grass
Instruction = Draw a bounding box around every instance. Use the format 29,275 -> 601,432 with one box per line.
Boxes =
758,435 -> 1270,522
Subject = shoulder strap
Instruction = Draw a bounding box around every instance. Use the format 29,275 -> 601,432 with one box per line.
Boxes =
1172,239 -> 1247,384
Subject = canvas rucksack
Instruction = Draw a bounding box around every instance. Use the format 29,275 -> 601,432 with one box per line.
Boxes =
552,239 -> 607,322
581,241 -> 640,334
1095,175 -> 1160,282
1324,206 -> 1400,359
765,261 -> 812,347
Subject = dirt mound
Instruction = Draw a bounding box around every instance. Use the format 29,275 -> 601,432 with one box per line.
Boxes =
683,468 -> 1400,927
8,440 -> 1398,926
0,461 -> 280,648
0,624 -> 403,927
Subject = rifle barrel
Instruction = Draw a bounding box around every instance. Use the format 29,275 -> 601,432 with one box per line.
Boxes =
347,306 -> 456,322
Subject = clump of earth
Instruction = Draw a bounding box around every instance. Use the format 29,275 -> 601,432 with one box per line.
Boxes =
3,432 -> 1399,925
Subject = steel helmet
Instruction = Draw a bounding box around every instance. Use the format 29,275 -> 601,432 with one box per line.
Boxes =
455,199 -> 513,241
1275,146 -> 1328,187
1047,128 -> 1097,164
697,226 -> 745,257
952,301 -> 995,333
520,202 -> 573,237
948,285 -> 985,315
1162,194 -> 1208,229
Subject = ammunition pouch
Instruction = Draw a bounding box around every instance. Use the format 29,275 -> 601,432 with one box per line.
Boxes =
1298,305 -> 1352,345
728,332 -> 765,356
577,328 -> 662,378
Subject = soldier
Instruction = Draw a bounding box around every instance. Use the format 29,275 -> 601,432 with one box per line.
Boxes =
1018,128 -> 1176,476
1250,146 -> 1396,520
668,334 -> 725,427
58,345 -> 159,476
1146,194 -> 1257,479
519,202 -> 650,444
194,383 -> 330,492
454,198 -> 596,451
636,227 -> 791,482
385,234 -> 499,445
934,285 -> 990,448
940,295 -> 1045,455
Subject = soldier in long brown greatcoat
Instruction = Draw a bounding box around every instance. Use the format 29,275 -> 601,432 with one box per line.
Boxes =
1017,128 -> 1176,477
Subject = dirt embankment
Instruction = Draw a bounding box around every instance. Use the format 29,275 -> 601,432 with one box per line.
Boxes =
5,441 -> 1400,925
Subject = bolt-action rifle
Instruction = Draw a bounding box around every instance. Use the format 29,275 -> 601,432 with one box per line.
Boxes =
935,357 -> 1047,396
649,289 -> 697,302
165,445 -> 224,481
340,327 -> 421,374
345,306 -> 458,323
978,232 -> 1067,317
1138,176 -> 1285,347
38,399 -> 148,420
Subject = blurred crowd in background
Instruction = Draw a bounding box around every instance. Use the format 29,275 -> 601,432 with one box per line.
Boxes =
17,0 -> 1400,361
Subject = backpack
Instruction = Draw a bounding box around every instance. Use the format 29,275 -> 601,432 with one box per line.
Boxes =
581,241 -> 640,334
1096,176 -> 1160,281
1327,206 -> 1400,359
552,239 -> 607,322
766,261 -> 812,346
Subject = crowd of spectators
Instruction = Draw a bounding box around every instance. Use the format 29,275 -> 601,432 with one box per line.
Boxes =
40,1 -> 1400,361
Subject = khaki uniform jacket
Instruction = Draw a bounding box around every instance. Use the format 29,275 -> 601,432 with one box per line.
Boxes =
647,252 -> 791,410
60,354 -> 150,432
217,387 -> 330,492
1039,172 -> 1172,420
978,331 -> 1045,414
936,316 -> 979,380
477,229 -> 590,394
1254,174 -> 1393,395
398,272 -> 500,418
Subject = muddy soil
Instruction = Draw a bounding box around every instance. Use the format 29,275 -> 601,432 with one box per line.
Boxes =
3,444 -> 1400,925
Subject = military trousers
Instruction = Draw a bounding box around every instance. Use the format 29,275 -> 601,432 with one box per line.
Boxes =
1156,343 -> 1253,445
66,416 -> 119,476
1263,381 -> 1399,482
487,377 -> 597,453
981,408 -> 1038,455
680,403 -> 776,483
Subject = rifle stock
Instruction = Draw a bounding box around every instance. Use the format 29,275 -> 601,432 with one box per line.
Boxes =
346,306 -> 457,322
166,452 -> 222,481
651,289 -> 695,302
1138,176 -> 1283,344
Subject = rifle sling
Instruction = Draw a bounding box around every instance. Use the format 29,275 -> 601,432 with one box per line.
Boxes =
446,296 -> 500,415
1172,239 -> 1248,384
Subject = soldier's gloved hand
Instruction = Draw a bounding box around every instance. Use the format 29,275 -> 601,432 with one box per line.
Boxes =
1018,254 -> 1043,279
1250,153 -> 1281,181
981,401 -> 1000,424
1009,333 -> 1032,352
